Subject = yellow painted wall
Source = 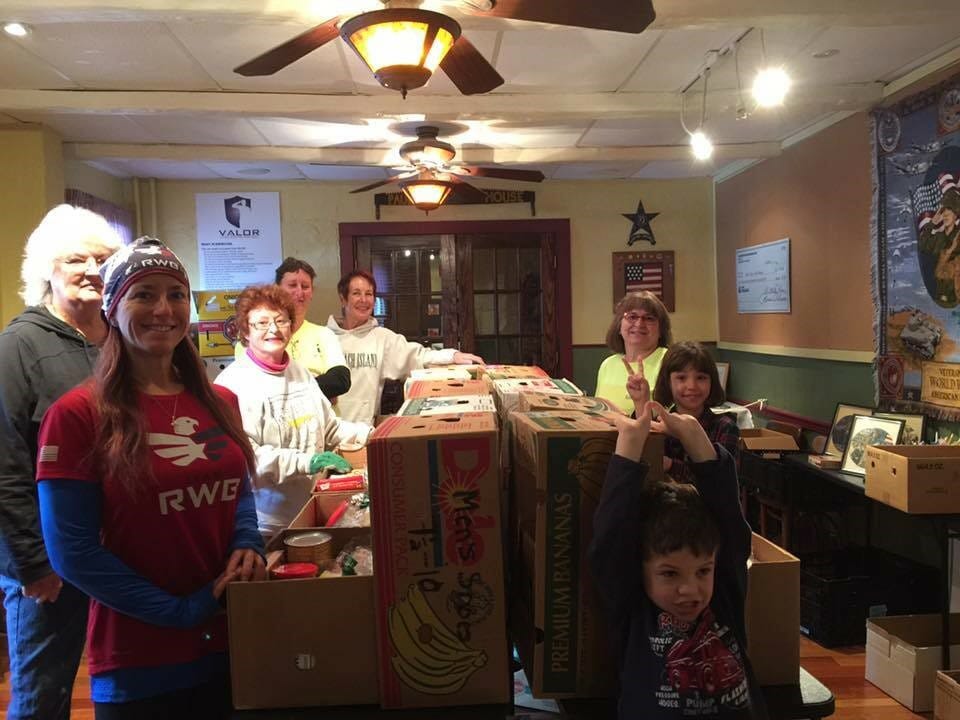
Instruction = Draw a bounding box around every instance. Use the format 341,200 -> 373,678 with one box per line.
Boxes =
152,177 -> 716,345
64,160 -> 132,208
0,126 -> 63,326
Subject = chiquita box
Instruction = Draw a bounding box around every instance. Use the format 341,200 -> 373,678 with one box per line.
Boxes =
405,378 -> 491,399
367,413 -> 509,708
397,394 -> 496,416
509,410 -> 663,698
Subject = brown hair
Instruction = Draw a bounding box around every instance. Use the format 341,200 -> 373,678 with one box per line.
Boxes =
234,285 -> 297,347
274,257 -> 315,285
652,341 -> 725,409
337,269 -> 377,300
92,331 -> 256,496
640,481 -> 721,560
604,291 -> 672,353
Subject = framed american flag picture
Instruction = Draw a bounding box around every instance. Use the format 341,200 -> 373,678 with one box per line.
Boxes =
613,250 -> 675,311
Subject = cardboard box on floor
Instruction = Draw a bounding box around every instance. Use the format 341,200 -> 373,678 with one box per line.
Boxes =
739,427 -> 800,452
515,392 -> 621,415
866,613 -> 960,712
228,527 -> 379,710
937,670 -> 960,720
865,445 -> 960,514
745,533 -> 800,686
367,413 -> 509,709
509,409 -> 664,698
405,378 -> 491,399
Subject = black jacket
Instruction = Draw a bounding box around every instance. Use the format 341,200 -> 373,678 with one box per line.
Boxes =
0,306 -> 98,583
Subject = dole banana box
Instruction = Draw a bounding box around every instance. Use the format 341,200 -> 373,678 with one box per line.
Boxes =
367,413 -> 509,708
398,394 -> 496,417
515,392 -> 621,415
479,364 -> 549,380
405,378 -> 491,399
509,410 -> 664,698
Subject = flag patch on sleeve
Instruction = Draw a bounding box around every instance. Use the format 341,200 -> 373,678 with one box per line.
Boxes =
38,445 -> 59,463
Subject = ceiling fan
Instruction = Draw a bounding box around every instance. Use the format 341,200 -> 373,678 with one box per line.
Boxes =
233,0 -> 656,97
348,124 -> 545,211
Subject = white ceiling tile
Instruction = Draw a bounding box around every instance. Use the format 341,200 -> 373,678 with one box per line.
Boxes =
83,159 -> 132,178
129,114 -> 266,146
167,21 -> 356,93
297,164 -> 390,181
26,22 -> 219,89
705,105 -> 829,144
581,118 -> 687,147
10,112 -> 160,143
248,117 -> 396,149
551,163 -> 646,180
623,28 -> 743,93
458,121 -> 591,149
0,36 -> 79,88
498,27 -> 660,92
120,159 -> 221,179
203,162 -> 306,180
632,160 -> 714,179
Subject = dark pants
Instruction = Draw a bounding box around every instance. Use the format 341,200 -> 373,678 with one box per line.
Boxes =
93,674 -> 232,720
0,575 -> 88,720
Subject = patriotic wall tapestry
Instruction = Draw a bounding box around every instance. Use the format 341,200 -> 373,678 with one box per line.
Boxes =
873,72 -> 960,419
612,250 -> 675,311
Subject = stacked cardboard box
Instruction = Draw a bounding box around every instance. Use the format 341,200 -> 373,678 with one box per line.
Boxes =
405,378 -> 491,399
479,365 -> 549,380
491,378 -> 583,421
398,394 -> 496,416
516,392 -> 621,415
367,413 -> 510,708
509,409 -> 663,697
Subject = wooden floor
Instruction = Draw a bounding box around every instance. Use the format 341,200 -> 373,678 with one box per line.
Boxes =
0,637 -> 931,719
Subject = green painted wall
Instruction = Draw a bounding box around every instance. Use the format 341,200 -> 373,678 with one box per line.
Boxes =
572,346 -> 610,395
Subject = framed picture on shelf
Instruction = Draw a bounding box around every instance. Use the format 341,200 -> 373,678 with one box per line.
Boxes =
839,414 -> 904,476
873,411 -> 925,445
826,402 -> 874,458
715,362 -> 730,393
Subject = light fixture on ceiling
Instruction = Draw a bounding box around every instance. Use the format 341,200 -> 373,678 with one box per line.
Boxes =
751,28 -> 790,108
399,125 -> 456,167
3,22 -> 29,37
399,173 -> 455,213
681,64 -> 714,161
340,9 -> 460,99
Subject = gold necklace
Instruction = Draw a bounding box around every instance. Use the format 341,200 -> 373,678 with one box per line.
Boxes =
144,391 -> 180,431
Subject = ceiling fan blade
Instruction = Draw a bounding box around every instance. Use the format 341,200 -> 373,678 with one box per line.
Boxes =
447,175 -> 489,202
439,35 -> 504,95
463,0 -> 655,34
234,18 -> 341,76
350,175 -> 404,194
455,166 -> 545,183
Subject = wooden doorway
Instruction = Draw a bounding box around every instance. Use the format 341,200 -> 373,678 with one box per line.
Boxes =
339,219 -> 572,378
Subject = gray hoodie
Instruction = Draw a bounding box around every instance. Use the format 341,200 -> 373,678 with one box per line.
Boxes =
0,306 -> 98,583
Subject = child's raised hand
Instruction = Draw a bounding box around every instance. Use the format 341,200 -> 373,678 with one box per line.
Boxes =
648,401 -> 718,463
622,357 -> 650,414
610,402 -> 652,463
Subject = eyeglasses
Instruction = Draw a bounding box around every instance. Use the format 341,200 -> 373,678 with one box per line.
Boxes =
623,312 -> 659,325
249,317 -> 291,331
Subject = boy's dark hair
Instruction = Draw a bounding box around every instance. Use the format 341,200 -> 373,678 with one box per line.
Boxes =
640,481 -> 721,560
652,340 -> 726,409
337,269 -> 377,299
605,291 -> 672,353
275,257 -> 316,284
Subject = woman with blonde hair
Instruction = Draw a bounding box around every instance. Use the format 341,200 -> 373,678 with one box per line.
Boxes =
36,237 -> 264,718
0,204 -> 121,720
595,291 -> 672,414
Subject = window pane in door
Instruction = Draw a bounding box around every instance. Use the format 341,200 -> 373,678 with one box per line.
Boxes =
521,336 -> 542,367
496,248 -> 518,290
427,253 -> 441,292
475,338 -> 496,362
498,293 -> 518,334
371,250 -> 393,292
475,294 -> 495,335
396,295 -> 420,337
518,248 -> 540,288
500,336 -> 520,364
395,251 -> 418,293
474,248 -> 495,290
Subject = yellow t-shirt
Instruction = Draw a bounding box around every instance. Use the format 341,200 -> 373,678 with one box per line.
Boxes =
594,347 -> 668,414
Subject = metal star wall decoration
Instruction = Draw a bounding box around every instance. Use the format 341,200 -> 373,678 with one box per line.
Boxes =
622,199 -> 659,246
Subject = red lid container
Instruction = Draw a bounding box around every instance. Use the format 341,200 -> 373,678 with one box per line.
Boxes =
270,562 -> 319,580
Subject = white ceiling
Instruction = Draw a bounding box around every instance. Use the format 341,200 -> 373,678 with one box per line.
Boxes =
1,0 -> 960,183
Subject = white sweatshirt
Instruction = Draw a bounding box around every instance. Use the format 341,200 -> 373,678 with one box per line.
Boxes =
215,351 -> 371,536
326,315 -> 456,425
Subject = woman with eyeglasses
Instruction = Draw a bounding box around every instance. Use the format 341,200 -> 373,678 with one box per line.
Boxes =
0,204 -> 121,720
215,285 -> 372,538
595,291 -> 672,414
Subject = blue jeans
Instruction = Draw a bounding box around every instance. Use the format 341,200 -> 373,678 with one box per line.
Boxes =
0,575 -> 88,720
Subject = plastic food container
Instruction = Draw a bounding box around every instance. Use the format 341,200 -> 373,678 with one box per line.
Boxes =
270,562 -> 319,580
283,531 -> 333,564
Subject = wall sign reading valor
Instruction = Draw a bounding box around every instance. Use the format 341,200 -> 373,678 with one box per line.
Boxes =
374,189 -> 535,219
736,237 -> 791,314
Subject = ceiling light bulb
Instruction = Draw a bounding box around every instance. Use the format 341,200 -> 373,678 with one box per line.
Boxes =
3,22 -> 29,37
752,67 -> 791,108
404,249 -> 412,257
689,131 -> 714,161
